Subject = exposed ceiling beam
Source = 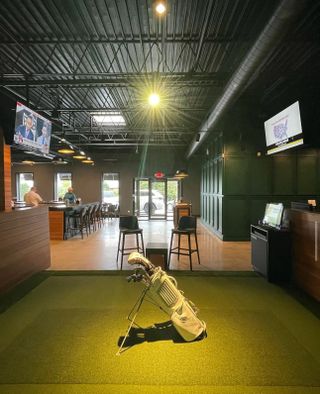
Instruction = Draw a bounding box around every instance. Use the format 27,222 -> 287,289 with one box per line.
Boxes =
1,72 -> 227,88
187,0 -> 307,158
37,107 -> 208,113
76,142 -> 186,147
60,129 -> 195,135
0,37 -> 236,45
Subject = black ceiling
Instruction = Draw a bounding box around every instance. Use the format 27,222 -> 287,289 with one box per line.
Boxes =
0,0 -> 320,158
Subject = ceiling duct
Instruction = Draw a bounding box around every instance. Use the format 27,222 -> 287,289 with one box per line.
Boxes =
187,0 -> 306,158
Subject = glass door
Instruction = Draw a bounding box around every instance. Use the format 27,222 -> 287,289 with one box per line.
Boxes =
134,178 -> 149,219
134,178 -> 180,220
167,178 -> 179,219
150,179 -> 166,219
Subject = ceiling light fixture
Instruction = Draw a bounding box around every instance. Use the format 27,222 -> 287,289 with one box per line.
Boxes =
82,159 -> 94,164
57,147 -> 75,154
22,160 -> 35,165
155,1 -> 166,14
148,93 -> 160,107
52,157 -> 68,165
174,169 -> 189,179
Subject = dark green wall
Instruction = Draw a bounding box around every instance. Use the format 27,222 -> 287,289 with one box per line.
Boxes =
200,105 -> 320,241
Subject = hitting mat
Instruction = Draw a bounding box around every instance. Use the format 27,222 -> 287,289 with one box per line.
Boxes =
0,274 -> 320,394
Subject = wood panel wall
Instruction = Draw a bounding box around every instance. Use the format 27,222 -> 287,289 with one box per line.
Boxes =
0,206 -> 51,294
0,129 -> 12,211
290,209 -> 320,301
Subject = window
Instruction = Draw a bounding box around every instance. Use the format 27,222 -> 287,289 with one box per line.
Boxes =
16,172 -> 34,200
55,173 -> 72,200
92,112 -> 126,126
102,173 -> 119,205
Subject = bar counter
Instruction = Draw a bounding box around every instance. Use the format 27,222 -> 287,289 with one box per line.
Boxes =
14,202 -> 93,240
47,203 -> 83,240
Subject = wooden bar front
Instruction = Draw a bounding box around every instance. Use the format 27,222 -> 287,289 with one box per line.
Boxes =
173,202 -> 192,227
0,206 -> 51,294
48,205 -> 82,240
0,129 -> 12,211
289,209 -> 320,301
49,209 -> 66,240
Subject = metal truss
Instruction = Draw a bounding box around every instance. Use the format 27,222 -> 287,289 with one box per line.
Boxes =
1,72 -> 226,88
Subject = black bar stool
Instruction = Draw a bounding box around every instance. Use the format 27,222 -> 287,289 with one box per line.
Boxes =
117,216 -> 144,269
73,206 -> 89,239
168,216 -> 200,270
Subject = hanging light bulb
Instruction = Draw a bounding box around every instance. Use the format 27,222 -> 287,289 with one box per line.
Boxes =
82,157 -> 94,164
73,152 -> 86,159
57,140 -> 74,154
155,1 -> 166,15
148,93 -> 160,107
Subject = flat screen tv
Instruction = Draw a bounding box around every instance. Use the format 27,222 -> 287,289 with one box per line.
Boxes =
264,101 -> 303,155
262,203 -> 284,229
14,102 -> 52,155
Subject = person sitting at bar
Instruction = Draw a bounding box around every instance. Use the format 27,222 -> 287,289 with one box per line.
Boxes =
24,186 -> 43,206
64,187 -> 77,204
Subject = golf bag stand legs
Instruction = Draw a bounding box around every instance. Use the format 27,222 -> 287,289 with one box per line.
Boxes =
116,286 -> 150,355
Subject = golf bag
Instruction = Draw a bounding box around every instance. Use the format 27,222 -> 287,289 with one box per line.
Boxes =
127,252 -> 206,342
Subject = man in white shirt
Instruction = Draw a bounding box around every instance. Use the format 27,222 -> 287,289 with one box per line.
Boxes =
37,124 -> 49,145
24,186 -> 43,206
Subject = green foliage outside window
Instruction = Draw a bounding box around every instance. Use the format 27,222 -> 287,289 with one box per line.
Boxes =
17,173 -> 34,200
56,173 -> 72,200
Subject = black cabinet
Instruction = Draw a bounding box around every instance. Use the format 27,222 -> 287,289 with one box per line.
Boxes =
250,225 -> 291,282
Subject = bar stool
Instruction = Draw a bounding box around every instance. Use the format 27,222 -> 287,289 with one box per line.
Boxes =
73,206 -> 89,239
168,216 -> 200,271
95,202 -> 103,228
64,207 -> 76,239
86,203 -> 96,233
117,216 -> 144,270
106,204 -> 117,220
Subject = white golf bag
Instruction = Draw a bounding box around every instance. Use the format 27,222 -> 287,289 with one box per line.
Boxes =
127,252 -> 206,342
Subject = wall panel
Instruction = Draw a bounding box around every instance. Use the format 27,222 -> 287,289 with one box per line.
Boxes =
297,155 -> 318,195
223,198 -> 249,240
224,156 -> 248,195
273,155 -> 296,195
249,157 -> 272,195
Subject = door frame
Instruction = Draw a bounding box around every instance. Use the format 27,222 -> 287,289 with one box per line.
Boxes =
134,177 -> 180,220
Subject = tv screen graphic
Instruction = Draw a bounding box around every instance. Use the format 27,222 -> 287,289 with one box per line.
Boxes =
14,102 -> 52,155
262,203 -> 284,229
264,101 -> 303,155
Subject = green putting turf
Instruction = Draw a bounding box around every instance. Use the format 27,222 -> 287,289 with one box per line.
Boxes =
0,273 -> 320,394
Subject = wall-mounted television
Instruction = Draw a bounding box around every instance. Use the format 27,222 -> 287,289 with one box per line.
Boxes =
264,101 -> 303,155
14,102 -> 52,155
262,203 -> 284,229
